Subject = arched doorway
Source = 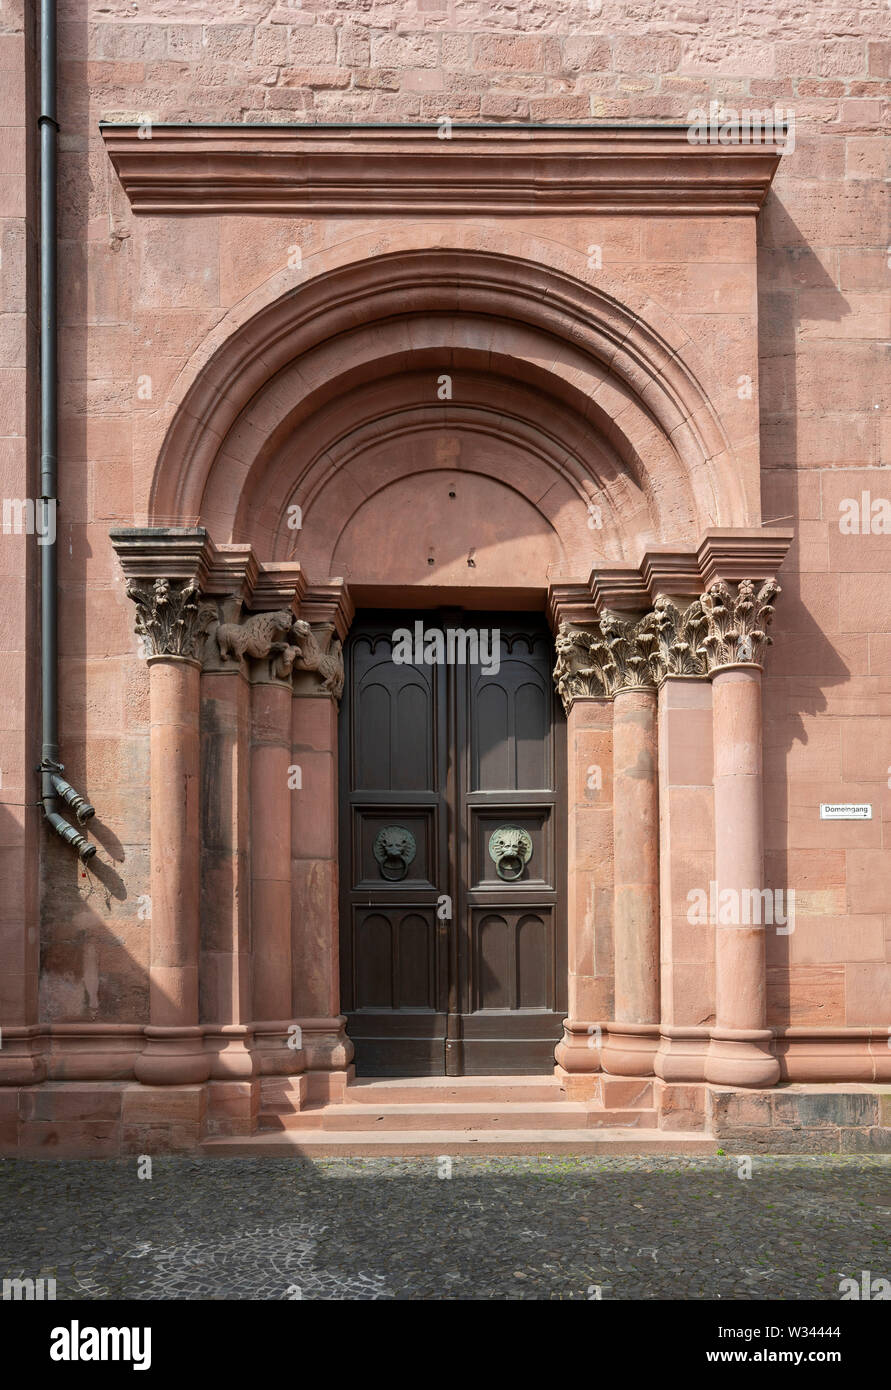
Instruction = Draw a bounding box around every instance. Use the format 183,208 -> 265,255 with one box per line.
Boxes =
113,237 -> 787,1105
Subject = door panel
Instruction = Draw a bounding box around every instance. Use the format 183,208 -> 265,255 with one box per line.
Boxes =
339,611 -> 565,1076
458,620 -> 565,1073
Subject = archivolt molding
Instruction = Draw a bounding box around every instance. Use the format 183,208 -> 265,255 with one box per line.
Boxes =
147,239 -> 752,553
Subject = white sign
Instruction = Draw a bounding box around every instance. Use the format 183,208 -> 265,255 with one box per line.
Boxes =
820,804 -> 872,820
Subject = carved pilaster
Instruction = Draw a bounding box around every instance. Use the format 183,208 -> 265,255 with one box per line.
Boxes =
698,578 -> 780,673
125,576 -> 217,660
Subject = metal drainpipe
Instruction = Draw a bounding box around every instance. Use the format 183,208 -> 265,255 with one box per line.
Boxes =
38,0 -> 96,861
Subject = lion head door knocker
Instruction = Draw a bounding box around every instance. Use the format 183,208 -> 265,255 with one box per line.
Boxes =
488,826 -> 533,882
373,826 -> 417,882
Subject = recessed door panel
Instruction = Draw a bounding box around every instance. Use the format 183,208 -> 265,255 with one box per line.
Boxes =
339,611 -> 565,1076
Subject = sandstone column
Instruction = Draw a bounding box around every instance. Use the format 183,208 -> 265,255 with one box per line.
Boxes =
612,686 -> 659,1020
595,612 -> 661,1077
557,691 -> 614,1077
289,584 -> 354,1100
199,662 -> 251,1030
200,595 -> 307,1081
550,612 -> 615,1083
647,595 -> 715,1083
251,678 -> 294,1022
199,582 -> 308,1107
200,652 -> 255,1089
125,573 -> 214,1084
702,579 -> 781,1087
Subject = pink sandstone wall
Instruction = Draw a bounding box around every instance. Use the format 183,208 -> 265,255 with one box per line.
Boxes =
7,2 -> 886,1034
0,3 -> 40,1034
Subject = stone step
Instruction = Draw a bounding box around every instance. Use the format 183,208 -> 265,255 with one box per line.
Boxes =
343,1076 -> 569,1106
259,1101 -> 659,1132
203,1128 -> 716,1157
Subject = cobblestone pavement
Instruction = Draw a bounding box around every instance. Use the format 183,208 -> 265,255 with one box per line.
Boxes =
1,1155 -> 888,1300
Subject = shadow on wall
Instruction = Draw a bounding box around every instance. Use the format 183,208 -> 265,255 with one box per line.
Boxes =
38,797 -> 149,1024
758,191 -> 857,1028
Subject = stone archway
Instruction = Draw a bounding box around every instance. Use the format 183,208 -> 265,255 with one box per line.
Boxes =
111,239 -> 793,1126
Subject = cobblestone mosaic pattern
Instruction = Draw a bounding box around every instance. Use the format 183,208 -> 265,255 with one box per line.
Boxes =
1,1156 -> 888,1301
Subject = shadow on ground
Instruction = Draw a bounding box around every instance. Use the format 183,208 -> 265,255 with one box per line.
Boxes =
0,1155 -> 888,1300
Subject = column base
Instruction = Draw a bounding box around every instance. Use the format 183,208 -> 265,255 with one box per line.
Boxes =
297,1016 -> 355,1072
555,1019 -> 604,1073
204,1025 -> 256,1081
705,1027 -> 780,1088
654,1026 -> 711,1083
0,1028 -> 47,1086
250,1020 -> 307,1077
600,1021 -> 660,1077
134,1027 -> 211,1085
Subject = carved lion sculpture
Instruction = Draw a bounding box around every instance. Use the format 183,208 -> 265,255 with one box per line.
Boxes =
212,609 -> 298,677
292,619 -> 344,700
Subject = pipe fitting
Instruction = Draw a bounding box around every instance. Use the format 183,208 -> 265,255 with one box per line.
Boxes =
50,771 -> 95,823
45,810 -> 96,861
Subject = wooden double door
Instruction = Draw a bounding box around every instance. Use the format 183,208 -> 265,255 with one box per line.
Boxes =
339,610 -> 566,1075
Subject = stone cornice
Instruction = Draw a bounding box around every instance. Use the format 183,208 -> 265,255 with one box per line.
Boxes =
109,529 -> 307,612
101,123 -> 782,217
299,581 -> 355,641
584,528 -> 793,611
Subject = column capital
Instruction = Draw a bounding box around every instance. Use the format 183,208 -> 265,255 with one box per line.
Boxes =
699,577 -> 781,675
644,594 -> 709,682
553,610 -> 659,710
204,601 -> 304,684
125,575 -> 217,661
289,581 -> 352,701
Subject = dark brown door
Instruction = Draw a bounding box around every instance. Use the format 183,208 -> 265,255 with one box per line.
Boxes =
339,611 -> 566,1076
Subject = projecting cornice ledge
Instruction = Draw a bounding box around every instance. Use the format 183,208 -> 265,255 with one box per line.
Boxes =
100,122 -> 783,217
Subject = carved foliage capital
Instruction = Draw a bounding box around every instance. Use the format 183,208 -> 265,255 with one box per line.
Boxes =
645,595 -> 709,682
125,576 -> 216,660
698,578 -> 780,672
597,609 -> 659,694
553,612 -> 658,710
552,581 -> 781,707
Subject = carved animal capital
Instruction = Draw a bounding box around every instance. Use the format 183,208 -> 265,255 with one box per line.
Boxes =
207,604 -> 301,681
292,620 -> 344,701
125,576 -> 216,660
